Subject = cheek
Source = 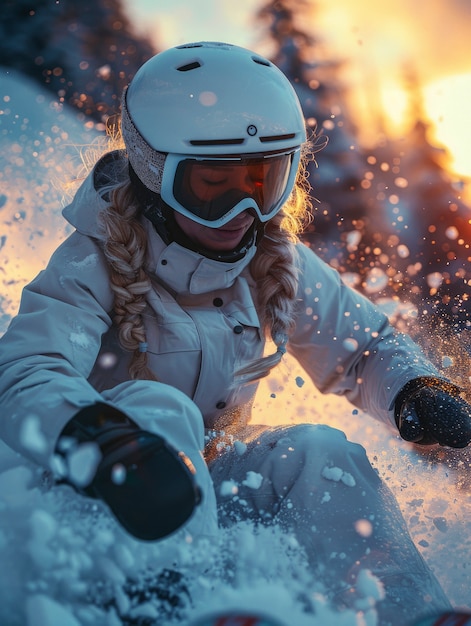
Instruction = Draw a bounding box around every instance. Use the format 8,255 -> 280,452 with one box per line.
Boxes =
174,212 -> 210,242
174,212 -> 193,235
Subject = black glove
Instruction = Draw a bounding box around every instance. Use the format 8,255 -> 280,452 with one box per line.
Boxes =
395,377 -> 471,448
56,402 -> 201,541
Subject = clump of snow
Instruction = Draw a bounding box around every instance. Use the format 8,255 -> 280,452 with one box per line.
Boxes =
26,594 -> 82,626
20,415 -> 48,455
66,442 -> 102,488
234,440 -> 248,456
321,465 -> 356,487
356,569 -> 385,603
321,491 -> 331,504
346,230 -> 362,252
426,272 -> 444,289
69,330 -> 93,350
353,569 -> 385,624
220,479 -> 239,497
241,470 -> 263,489
68,254 -> 99,269
363,268 -> 389,294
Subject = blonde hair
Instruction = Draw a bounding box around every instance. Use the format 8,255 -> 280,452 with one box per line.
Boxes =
99,179 -> 158,381
98,140 -> 316,383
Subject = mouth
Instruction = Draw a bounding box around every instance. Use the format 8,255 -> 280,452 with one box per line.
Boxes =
220,226 -> 246,233
215,225 -> 247,240
217,219 -> 253,234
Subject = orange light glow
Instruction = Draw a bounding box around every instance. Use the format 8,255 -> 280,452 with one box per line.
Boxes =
313,0 -> 471,198
373,75 -> 471,180
423,73 -> 471,181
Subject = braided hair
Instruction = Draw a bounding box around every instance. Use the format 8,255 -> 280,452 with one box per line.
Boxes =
99,175 -> 158,381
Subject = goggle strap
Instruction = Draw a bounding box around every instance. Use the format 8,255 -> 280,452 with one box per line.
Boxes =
121,88 -> 167,195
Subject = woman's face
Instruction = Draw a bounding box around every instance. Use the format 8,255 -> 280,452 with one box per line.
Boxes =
174,162 -> 259,251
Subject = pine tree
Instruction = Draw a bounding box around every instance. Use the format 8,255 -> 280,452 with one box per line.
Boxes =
0,0 -> 156,124
361,67 -> 471,331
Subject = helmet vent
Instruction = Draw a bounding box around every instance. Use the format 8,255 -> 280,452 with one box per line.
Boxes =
176,43 -> 204,49
176,61 -> 202,72
189,138 -> 245,146
259,133 -> 296,143
252,56 -> 271,67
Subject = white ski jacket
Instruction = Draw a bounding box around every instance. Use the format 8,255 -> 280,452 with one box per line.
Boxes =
0,153 -> 440,468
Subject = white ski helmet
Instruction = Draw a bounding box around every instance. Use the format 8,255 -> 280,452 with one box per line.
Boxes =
121,41 -> 307,227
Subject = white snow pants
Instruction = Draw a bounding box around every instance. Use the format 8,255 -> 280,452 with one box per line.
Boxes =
209,423 -> 452,624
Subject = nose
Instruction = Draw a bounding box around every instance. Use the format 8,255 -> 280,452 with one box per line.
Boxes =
224,210 -> 255,228
231,209 -> 251,223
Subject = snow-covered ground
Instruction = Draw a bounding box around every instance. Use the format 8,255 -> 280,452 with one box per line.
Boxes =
1,69 -> 470,626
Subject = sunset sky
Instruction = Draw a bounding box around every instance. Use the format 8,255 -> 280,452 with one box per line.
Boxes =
128,0 -> 471,182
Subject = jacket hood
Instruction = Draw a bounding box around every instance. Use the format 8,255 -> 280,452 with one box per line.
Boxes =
62,151 -> 257,296
62,151 -> 126,239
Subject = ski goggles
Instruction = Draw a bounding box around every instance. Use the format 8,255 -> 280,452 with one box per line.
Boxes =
159,148 -> 301,228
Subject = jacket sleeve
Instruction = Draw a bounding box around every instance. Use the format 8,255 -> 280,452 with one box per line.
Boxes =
288,244 -> 442,429
0,231 -> 115,466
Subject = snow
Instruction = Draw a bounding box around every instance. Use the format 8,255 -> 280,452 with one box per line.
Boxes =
363,268 -> 389,294
321,465 -> 357,487
69,330 -> 93,350
220,479 -> 239,497
233,440 -> 248,456
20,415 -> 49,455
26,595 -> 82,626
1,68 -> 471,626
241,470 -> 263,490
66,443 -> 102,488
68,254 -> 99,269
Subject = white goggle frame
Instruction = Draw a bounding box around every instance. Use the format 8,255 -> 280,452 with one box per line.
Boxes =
159,148 -> 301,228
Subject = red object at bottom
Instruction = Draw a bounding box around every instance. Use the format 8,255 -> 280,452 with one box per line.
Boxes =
190,613 -> 284,626
415,612 -> 471,626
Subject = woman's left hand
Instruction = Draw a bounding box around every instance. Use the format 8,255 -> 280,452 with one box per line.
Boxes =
395,377 -> 471,448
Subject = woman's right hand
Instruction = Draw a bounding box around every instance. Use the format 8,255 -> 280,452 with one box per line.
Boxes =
56,402 -> 201,540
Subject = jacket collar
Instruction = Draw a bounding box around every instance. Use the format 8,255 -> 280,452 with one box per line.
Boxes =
143,218 -> 256,296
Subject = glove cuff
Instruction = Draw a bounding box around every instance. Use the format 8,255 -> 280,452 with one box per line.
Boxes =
58,402 -> 140,451
394,377 -> 462,428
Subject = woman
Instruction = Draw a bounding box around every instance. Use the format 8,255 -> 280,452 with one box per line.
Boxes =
1,41 -> 470,625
